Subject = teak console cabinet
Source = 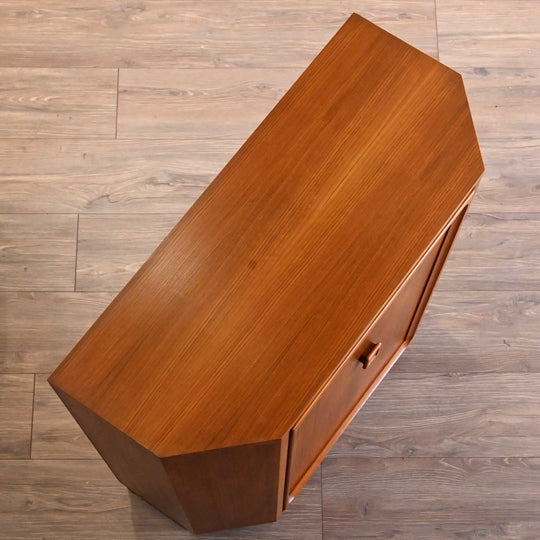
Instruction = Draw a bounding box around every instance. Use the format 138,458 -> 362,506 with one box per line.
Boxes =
49,14 -> 484,534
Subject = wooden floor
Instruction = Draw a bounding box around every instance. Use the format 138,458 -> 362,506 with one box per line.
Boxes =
1,2 -> 539,539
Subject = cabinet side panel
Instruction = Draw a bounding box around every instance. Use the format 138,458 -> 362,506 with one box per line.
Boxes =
163,438 -> 285,534
49,383 -> 191,530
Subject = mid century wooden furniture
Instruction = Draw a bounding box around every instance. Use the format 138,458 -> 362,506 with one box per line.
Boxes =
49,13 -> 484,534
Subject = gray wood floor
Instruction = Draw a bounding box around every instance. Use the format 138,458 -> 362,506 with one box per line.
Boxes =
1,1 -> 539,539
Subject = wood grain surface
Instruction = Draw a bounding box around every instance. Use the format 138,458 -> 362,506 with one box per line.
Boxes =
0,214 -> 77,291
437,213 -> 540,291
438,0 -> 540,69
330,517 -> 540,540
0,374 -> 34,458
329,372 -> 540,458
461,67 -> 540,141
0,1 -> 436,68
0,292 -> 113,373
322,520 -> 540,540
117,68 -> 300,140
50,14 -> 482,458
0,139 -> 238,214
394,290 -> 540,373
322,457 -> 540,537
76,214 -> 181,291
0,68 -> 117,138
471,140 -> 540,213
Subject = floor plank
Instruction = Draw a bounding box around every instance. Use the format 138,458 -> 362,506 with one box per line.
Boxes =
0,374 -> 34,458
436,213 -> 540,291
0,139 -> 238,214
322,457 -> 540,538
460,67 -> 540,142
117,68 -> 299,140
0,214 -> 77,291
0,137 -> 536,216
394,290 -> 540,373
0,460 -> 321,540
76,214 -> 180,291
330,372 -> 540,458
0,292 -> 113,373
0,68 -> 116,138
438,0 -> 540,69
12,136 -> 536,215
31,375 -> 98,460
0,1 -> 436,68
472,139 -> 540,213
322,519 -> 540,539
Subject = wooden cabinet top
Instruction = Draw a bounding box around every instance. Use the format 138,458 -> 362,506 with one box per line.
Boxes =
50,14 -> 483,457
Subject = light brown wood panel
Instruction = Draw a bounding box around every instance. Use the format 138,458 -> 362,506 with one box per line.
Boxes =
322,519 -> 540,539
438,0 -> 540,69
0,139 -> 239,214
0,69 -> 116,138
322,457 -> 540,536
76,214 -> 180,291
31,374 -> 98,459
0,1 -> 436,68
394,290 -> 540,373
0,374 -> 34,458
472,140 -> 540,213
117,68 -> 300,139
329,372 -> 540,458
436,213 -> 540,291
0,214 -> 77,291
0,460 -> 321,540
0,292 -> 113,373
460,67 -> 540,141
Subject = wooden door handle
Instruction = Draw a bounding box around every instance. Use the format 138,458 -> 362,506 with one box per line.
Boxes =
359,341 -> 382,369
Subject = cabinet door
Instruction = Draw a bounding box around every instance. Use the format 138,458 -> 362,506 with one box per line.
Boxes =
286,229 -> 446,500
